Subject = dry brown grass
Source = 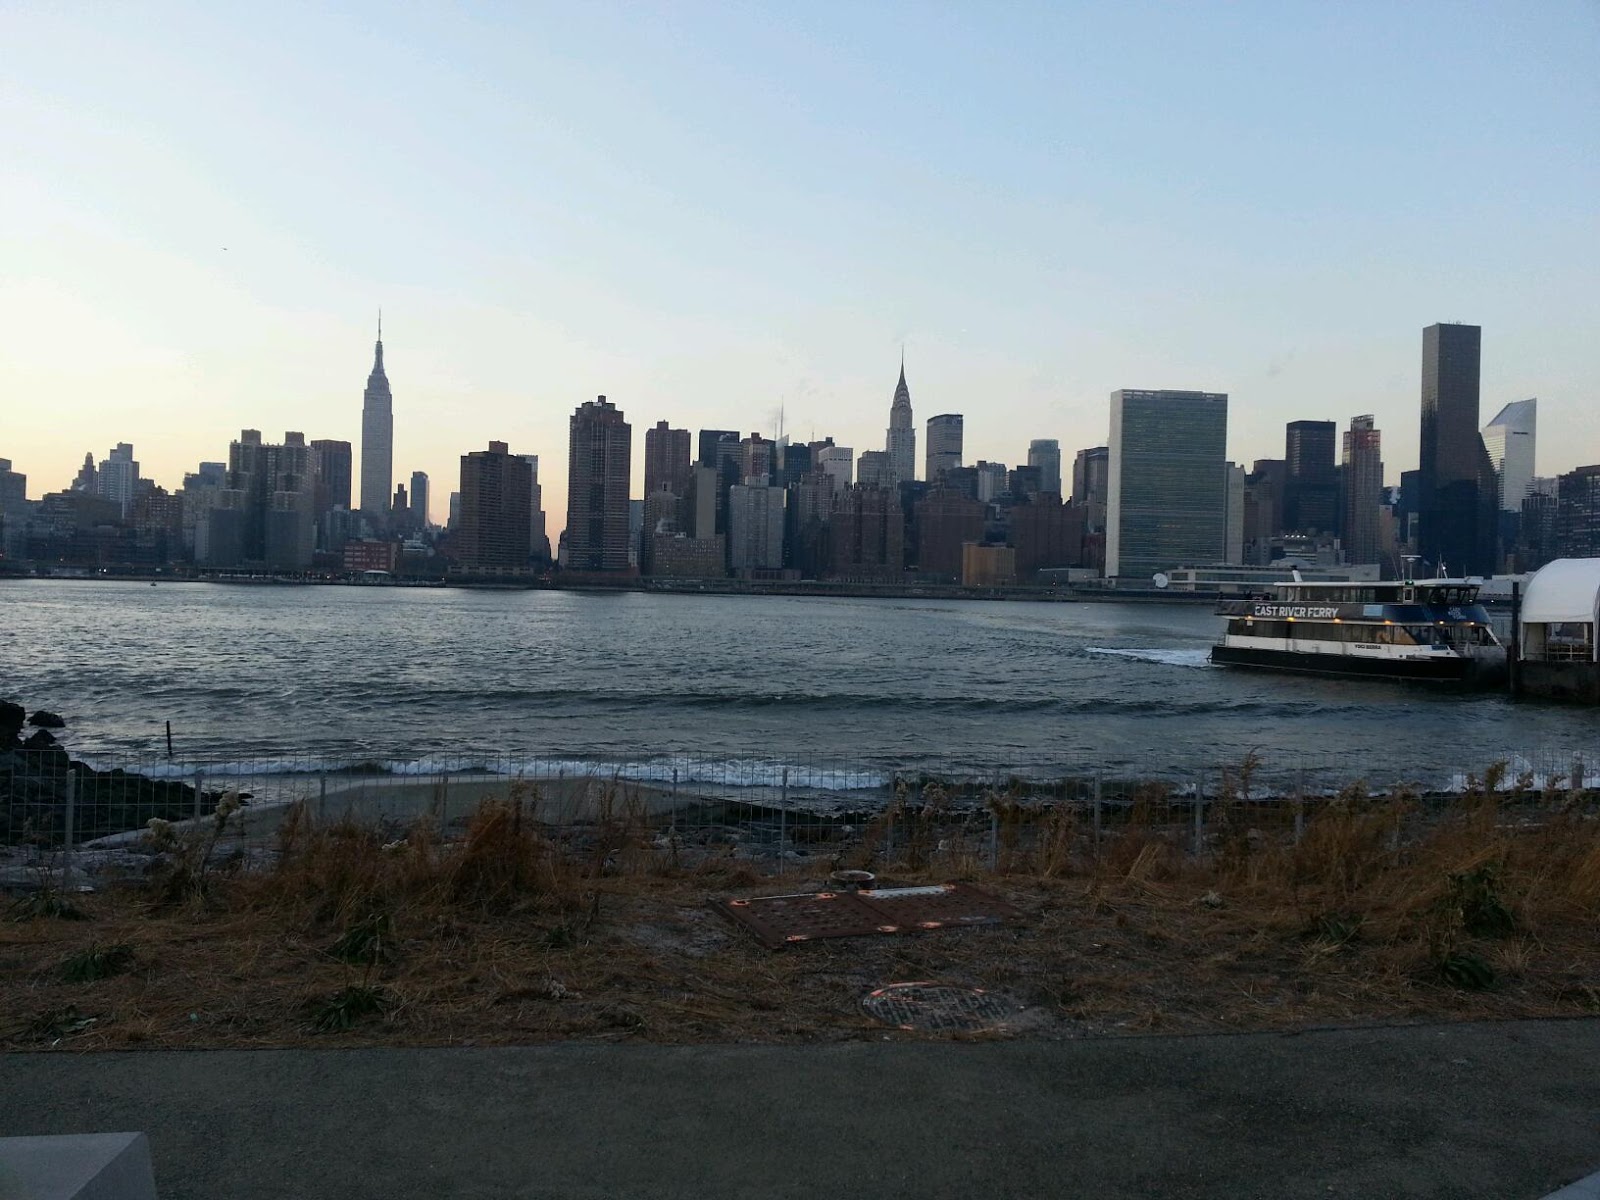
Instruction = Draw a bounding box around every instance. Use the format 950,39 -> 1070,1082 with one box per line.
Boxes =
6,771 -> 1600,1051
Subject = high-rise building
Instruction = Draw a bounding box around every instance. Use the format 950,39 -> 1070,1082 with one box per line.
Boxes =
70,453 -> 96,493
696,429 -> 739,468
1419,323 -> 1496,575
566,395 -> 632,572
518,455 -> 550,561
310,440 -> 353,519
1010,495 -> 1086,578
94,444 -> 140,517
1341,416 -> 1384,566
925,414 -> 963,482
915,488 -> 985,580
831,484 -> 904,581
1482,398 -> 1538,514
1028,439 -> 1062,498
739,433 -> 775,484
359,318 -> 394,516
410,471 -> 430,530
817,445 -> 854,491
448,491 -> 461,531
203,430 -> 315,570
857,450 -> 891,488
885,359 -> 915,484
975,461 -> 1008,504
1007,466 -> 1043,502
458,442 -> 532,570
1557,465 -> 1600,558
727,481 -> 786,572
1223,463 -> 1246,565
1284,420 -> 1338,534
1071,446 -> 1109,532
0,459 -> 26,512
645,421 -> 693,500
1105,390 -> 1228,579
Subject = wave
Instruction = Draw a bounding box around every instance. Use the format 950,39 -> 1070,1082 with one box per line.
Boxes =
74,754 -> 893,792
1084,647 -> 1212,668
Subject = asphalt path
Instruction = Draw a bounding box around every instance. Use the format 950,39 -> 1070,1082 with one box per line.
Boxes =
3,1020 -> 1598,1199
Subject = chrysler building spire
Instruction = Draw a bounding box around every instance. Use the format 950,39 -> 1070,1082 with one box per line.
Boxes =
886,356 -> 915,484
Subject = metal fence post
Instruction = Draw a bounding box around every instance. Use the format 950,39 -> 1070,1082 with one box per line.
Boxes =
61,770 -> 76,890
1092,771 -> 1103,857
193,769 -> 204,825
318,771 -> 327,825
988,809 -> 999,872
1192,775 -> 1204,859
777,767 -> 789,873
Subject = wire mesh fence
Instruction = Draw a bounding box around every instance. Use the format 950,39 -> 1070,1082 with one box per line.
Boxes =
4,744 -> 1596,891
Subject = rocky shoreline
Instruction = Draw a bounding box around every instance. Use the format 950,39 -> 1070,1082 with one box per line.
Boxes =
1,699 -> 221,847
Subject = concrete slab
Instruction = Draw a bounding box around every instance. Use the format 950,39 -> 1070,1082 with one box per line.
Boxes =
0,1132 -> 156,1200
1544,1170 -> 1600,1199
4,1021 -> 1600,1199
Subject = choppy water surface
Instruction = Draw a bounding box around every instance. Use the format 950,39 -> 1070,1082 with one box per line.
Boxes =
1,580 -> 1594,790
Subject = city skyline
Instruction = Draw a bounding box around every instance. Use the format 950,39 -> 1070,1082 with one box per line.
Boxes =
3,5 -> 1597,538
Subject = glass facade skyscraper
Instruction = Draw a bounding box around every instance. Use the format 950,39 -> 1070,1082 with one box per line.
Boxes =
1105,390 -> 1228,580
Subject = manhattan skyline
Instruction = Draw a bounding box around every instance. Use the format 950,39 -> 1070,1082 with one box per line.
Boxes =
4,3 -> 1598,536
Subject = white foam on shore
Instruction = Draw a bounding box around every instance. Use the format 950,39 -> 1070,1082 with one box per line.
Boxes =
1086,647 -> 1211,668
74,754 -> 892,792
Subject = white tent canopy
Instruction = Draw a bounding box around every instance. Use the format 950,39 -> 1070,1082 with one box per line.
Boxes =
1521,559 -> 1600,626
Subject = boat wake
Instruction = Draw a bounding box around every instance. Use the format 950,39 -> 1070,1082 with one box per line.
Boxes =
1085,647 -> 1211,668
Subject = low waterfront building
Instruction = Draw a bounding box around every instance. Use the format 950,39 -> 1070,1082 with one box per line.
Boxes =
1516,557 -> 1600,704
649,532 -> 727,579
962,543 -> 1016,587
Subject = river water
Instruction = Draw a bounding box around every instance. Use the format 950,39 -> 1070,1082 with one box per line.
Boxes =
1,580 -> 1594,794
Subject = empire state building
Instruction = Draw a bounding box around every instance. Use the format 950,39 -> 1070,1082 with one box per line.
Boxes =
359,317 -> 394,515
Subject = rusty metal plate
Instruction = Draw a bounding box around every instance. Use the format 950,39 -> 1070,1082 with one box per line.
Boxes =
858,883 -> 1023,932
715,883 -> 1023,949
714,890 -> 886,949
862,982 -> 1016,1032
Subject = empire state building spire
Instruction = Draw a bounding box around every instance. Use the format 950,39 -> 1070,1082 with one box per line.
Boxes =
359,313 -> 394,515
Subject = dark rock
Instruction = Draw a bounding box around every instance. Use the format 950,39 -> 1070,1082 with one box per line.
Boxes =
28,711 -> 66,729
0,699 -> 24,748
22,728 -> 58,750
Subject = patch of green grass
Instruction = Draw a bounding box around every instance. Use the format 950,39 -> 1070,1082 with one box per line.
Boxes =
61,942 -> 136,983
329,911 -> 393,967
1449,865 -> 1516,938
309,984 -> 395,1033
8,892 -> 88,922
1438,951 -> 1496,991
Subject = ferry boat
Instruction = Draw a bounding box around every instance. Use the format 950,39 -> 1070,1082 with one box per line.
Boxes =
1210,577 -> 1507,685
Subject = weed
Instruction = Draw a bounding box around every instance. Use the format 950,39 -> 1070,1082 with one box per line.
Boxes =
309,984 -> 395,1032
1447,864 -> 1517,938
16,1005 -> 99,1044
8,891 -> 87,922
61,942 -> 135,983
1437,951 -> 1495,991
1306,912 -> 1363,948
329,910 -> 394,967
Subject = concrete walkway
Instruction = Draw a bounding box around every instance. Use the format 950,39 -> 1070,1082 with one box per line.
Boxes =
3,1020 -> 1599,1199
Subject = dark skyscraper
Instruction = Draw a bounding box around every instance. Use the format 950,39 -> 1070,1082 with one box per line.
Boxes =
696,429 -> 739,468
644,421 -> 692,499
359,317 -> 393,516
1341,415 -> 1384,566
1284,420 -> 1338,534
310,439 -> 352,518
566,395 -> 633,571
410,470 -> 430,529
1419,323 -> 1495,575
458,442 -> 531,569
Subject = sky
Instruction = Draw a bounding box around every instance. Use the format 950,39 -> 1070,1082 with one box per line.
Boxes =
3,1 -> 1598,535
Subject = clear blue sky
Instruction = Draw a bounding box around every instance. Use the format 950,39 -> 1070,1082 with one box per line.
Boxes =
3,1 -> 1597,532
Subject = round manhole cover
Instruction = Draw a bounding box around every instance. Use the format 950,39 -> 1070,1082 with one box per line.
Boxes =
862,982 -> 1014,1032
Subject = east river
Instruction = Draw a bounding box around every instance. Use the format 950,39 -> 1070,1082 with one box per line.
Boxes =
1,580 -> 1594,793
